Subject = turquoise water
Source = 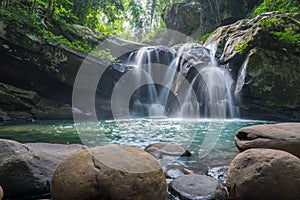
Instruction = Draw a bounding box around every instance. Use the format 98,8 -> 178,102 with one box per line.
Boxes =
0,119 -> 275,169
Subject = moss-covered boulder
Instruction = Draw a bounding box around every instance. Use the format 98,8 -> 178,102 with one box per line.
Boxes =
239,48 -> 300,109
205,12 -> 300,119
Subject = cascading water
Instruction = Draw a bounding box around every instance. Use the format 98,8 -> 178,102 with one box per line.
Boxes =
120,43 -> 238,119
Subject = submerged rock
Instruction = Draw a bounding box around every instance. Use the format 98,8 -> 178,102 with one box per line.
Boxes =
0,139 -> 87,199
51,145 -> 166,200
207,166 -> 229,185
227,148 -> 300,200
235,122 -> 300,158
166,168 -> 187,180
169,174 -> 227,200
145,142 -> 191,157
164,165 -> 194,180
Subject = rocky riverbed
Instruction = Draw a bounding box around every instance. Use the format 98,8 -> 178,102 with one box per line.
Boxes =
0,122 -> 299,200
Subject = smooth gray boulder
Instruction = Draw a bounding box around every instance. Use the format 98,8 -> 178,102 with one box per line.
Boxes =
169,174 -> 227,200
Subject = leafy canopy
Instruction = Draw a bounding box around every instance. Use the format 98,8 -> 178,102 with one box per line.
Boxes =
253,0 -> 300,17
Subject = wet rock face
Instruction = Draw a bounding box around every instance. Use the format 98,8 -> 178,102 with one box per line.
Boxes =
239,48 -> 300,110
205,12 -> 300,119
0,16 -> 146,120
51,145 -> 166,200
0,82 -> 76,121
163,0 -> 262,38
227,148 -> 300,200
0,139 -> 87,199
169,174 -> 227,200
235,123 -> 300,158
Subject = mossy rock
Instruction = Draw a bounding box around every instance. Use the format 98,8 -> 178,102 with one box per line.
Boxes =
242,47 -> 300,108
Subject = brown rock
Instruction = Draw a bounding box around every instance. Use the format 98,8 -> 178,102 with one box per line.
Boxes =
0,186 -> 3,200
235,123 -> 300,157
51,145 -> 166,200
227,149 -> 300,200
145,142 -> 191,156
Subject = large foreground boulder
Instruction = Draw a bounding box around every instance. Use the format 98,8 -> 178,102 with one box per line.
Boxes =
227,149 -> 300,200
51,145 -> 166,200
0,139 -> 87,199
235,123 -> 300,158
169,174 -> 227,200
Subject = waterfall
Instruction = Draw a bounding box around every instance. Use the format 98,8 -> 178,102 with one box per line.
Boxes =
116,43 -> 238,119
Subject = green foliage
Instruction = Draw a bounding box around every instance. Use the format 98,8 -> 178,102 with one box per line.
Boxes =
271,28 -> 300,47
119,27 -> 168,45
0,1 -> 93,53
0,5 -> 45,35
259,15 -> 300,50
125,0 -> 144,28
40,29 -> 92,52
253,0 -> 300,17
259,17 -> 277,27
235,37 -> 254,54
235,42 -> 249,54
200,32 -> 212,42
0,0 -> 192,53
90,48 -> 118,63
140,27 -> 168,44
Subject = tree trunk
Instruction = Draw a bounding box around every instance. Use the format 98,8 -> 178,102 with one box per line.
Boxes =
46,0 -> 56,20
1,0 -> 9,9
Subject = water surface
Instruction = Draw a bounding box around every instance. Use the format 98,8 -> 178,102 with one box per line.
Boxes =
0,119 -> 275,170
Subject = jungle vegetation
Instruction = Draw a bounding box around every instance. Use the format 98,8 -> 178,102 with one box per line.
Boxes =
0,0 -> 299,52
